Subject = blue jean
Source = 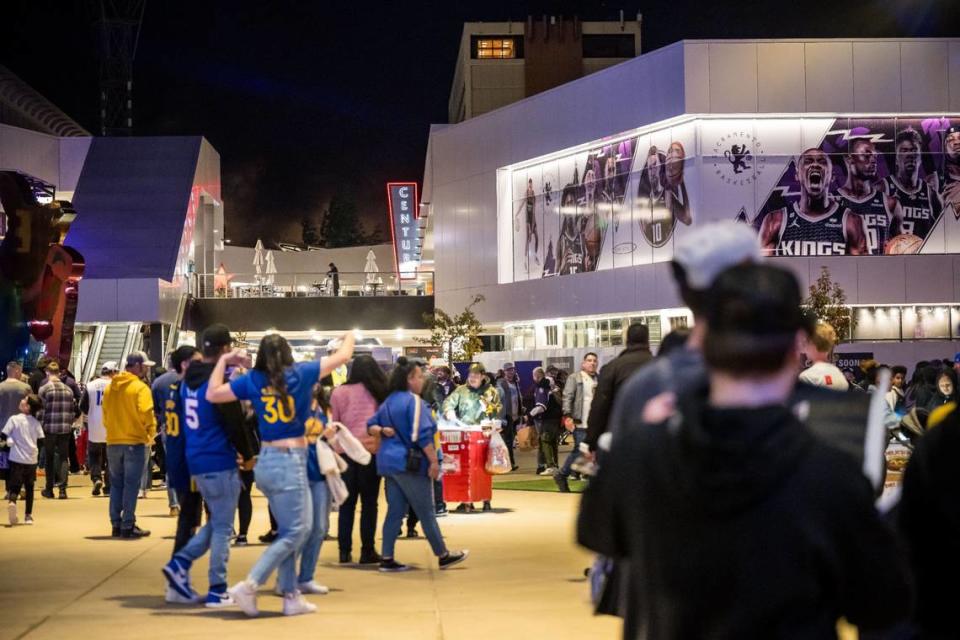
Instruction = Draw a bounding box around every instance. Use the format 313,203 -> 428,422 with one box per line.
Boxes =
382,472 -> 447,560
249,447 -> 311,594
107,444 -> 147,530
298,480 -> 330,584
175,468 -> 242,590
140,446 -> 151,492
558,428 -> 586,478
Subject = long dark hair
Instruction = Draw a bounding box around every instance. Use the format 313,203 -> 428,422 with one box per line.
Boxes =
255,334 -> 294,403
347,354 -> 388,403
388,357 -> 420,394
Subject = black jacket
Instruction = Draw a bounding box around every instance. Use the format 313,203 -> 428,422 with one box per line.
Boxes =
579,387 -> 911,639
585,344 -> 653,450
183,362 -> 257,462
898,403 -> 960,637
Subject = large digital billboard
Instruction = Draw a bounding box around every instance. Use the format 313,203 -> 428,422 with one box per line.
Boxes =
504,116 -> 960,282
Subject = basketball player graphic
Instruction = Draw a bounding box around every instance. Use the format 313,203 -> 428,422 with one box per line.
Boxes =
760,148 -> 868,256
882,129 -> 943,253
636,142 -> 691,248
556,185 -> 588,275
938,125 -> 960,217
834,137 -> 905,255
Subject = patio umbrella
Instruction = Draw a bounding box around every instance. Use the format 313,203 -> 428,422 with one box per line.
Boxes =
265,250 -> 277,285
253,238 -> 265,282
364,249 -> 382,285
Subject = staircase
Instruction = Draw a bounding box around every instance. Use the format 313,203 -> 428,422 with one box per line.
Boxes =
81,323 -> 142,381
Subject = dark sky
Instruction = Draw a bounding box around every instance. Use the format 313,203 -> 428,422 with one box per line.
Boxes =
1,0 -> 952,247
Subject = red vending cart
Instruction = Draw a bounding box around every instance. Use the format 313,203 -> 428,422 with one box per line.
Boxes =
440,428 -> 492,503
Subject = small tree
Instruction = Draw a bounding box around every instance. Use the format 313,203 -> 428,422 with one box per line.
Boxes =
804,266 -> 855,342
300,215 -> 321,247
419,295 -> 485,364
320,194 -> 368,248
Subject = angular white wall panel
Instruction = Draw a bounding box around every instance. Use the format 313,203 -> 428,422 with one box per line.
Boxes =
804,42 -> 854,112
757,42 -> 806,113
708,43 -> 759,113
852,41 -> 902,112
900,41 -> 949,112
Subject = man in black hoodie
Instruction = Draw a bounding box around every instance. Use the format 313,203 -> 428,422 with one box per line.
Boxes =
579,264 -> 911,638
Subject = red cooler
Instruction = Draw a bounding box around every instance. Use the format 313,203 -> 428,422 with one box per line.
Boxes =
440,429 -> 492,503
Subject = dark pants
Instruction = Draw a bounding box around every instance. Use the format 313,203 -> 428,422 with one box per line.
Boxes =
558,427 -> 586,478
502,418 -> 518,466
539,419 -> 560,469
6,461 -> 36,515
338,456 -> 381,554
237,469 -> 254,536
43,432 -> 71,491
88,442 -> 109,488
173,487 -> 204,556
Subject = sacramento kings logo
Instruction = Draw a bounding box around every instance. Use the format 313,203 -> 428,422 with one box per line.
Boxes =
712,131 -> 766,186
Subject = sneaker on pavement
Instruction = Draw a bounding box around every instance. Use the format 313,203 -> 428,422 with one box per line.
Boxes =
138,490 -> 148,499
92,481 -> 102,496
405,528 -> 419,538
112,526 -> 121,537
24,514 -> 33,525
165,585 -> 202,605
259,530 -> 278,544
298,581 -> 329,595
339,550 -> 353,564
538,467 -> 557,476
439,550 -> 469,570
205,590 -> 236,609
282,591 -> 317,616
378,559 -> 410,573
435,506 -> 448,518
40,489 -> 54,499
103,486 -> 110,496
169,506 -> 180,517
482,501 -> 492,512
7,501 -> 18,526
121,525 -> 151,539
162,557 -> 194,600
58,487 -> 67,500
233,535 -> 248,547
553,473 -> 571,493
228,580 -> 259,617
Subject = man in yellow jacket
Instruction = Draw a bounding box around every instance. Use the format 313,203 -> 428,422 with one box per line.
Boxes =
103,351 -> 157,539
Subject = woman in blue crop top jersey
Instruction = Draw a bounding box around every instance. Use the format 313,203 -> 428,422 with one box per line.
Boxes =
205,332 -> 354,617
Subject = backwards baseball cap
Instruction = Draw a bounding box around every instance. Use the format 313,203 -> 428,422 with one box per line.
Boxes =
673,221 -> 763,291
201,324 -> 233,351
126,350 -> 156,368
502,361 -> 515,370
468,362 -> 486,375
101,361 -> 119,374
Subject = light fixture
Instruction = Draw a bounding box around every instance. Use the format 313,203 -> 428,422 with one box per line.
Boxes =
395,327 -> 405,340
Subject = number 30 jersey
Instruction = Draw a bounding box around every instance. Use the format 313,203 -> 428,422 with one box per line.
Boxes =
164,381 -> 192,492
229,361 -> 321,441
180,361 -> 240,475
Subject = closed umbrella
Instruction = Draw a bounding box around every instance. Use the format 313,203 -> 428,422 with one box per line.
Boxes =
265,250 -> 277,286
253,238 -> 265,282
364,249 -> 382,285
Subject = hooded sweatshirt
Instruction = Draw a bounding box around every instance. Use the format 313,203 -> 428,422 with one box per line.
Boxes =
103,371 -> 156,445
180,361 -> 255,476
579,386 -> 911,639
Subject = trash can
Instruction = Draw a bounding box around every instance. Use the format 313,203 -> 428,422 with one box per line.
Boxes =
439,428 -> 492,504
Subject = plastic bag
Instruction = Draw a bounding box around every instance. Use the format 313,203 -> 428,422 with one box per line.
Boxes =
516,425 -> 537,451
485,431 -> 512,475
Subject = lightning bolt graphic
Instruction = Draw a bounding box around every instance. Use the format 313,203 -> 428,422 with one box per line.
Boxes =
825,129 -> 894,145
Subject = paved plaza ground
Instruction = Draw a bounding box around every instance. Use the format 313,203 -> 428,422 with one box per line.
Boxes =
1,452 -> 617,640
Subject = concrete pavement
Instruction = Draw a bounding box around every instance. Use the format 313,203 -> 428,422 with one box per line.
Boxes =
1,469 -> 617,640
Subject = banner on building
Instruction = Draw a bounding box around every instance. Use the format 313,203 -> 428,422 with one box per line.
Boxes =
505,116 -> 960,282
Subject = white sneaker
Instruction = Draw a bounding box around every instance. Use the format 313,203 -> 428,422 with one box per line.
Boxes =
538,467 -> 558,476
139,490 -> 148,499
228,580 -> 259,617
282,592 -> 317,616
7,501 -> 18,526
165,585 -> 202,604
298,581 -> 329,595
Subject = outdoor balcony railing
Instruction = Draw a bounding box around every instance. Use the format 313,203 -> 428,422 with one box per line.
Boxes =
190,271 -> 434,299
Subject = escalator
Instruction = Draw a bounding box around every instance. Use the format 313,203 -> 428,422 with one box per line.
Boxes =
80,323 -> 142,381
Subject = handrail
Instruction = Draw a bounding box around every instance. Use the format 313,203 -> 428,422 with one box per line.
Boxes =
191,271 -> 435,300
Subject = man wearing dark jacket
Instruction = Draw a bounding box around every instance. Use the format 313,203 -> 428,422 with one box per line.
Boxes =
162,324 -> 257,609
578,264 -> 911,639
584,323 -> 652,452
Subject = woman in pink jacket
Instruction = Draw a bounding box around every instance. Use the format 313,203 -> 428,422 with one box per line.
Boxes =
330,355 -> 388,565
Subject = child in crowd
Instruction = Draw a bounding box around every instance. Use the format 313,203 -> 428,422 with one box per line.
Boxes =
3,394 -> 45,525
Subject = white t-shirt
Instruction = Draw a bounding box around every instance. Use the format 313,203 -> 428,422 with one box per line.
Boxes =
3,413 -> 45,465
85,377 -> 111,443
580,372 -> 598,430
799,362 -> 850,392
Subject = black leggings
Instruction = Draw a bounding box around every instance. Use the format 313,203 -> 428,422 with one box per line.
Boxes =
173,488 -> 203,556
6,475 -> 35,516
237,469 -> 254,536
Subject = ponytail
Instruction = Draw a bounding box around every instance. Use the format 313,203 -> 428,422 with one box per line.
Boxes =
254,334 -> 295,404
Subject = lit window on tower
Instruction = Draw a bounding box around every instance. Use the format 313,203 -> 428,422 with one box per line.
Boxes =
477,38 -> 516,59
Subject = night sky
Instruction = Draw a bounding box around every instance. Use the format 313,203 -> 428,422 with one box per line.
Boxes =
1,0 -> 951,247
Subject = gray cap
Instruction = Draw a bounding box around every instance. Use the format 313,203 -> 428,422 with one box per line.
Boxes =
101,361 -> 119,374
673,221 -> 762,290
502,362 -> 515,370
126,350 -> 156,368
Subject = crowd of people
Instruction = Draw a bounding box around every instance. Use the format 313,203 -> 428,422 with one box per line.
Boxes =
0,325 -> 480,617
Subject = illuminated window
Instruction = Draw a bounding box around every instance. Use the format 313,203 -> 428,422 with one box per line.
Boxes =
471,36 -> 522,59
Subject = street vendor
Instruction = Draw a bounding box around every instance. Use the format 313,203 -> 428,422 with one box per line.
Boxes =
443,363 -> 504,513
